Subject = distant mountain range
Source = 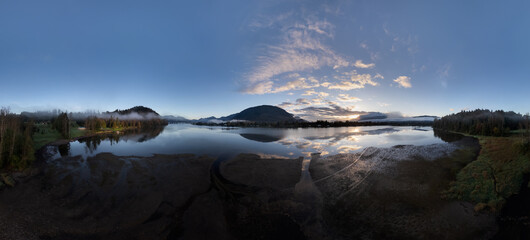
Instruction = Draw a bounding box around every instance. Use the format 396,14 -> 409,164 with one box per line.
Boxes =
176,105 -> 438,124
20,105 -> 437,124
118,106 -> 437,124
359,116 -> 438,123
357,112 -> 438,122
162,115 -> 190,123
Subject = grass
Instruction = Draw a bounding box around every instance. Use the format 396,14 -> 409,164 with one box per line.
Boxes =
32,123 -> 137,150
33,124 -> 63,150
444,136 -> 530,211
70,127 -> 85,139
33,123 -> 88,150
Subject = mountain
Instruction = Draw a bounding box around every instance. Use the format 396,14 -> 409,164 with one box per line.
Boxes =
162,115 -> 190,123
194,105 -> 302,123
228,105 -> 299,122
194,116 -> 223,124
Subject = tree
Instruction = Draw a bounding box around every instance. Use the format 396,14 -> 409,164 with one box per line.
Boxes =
433,109 -> 525,137
0,107 -> 8,166
20,120 -> 35,168
53,112 -> 70,138
523,113 -> 530,141
8,114 -> 19,161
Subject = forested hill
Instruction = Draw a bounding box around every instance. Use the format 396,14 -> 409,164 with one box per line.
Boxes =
108,106 -> 160,116
433,109 -> 529,136
228,105 -> 301,123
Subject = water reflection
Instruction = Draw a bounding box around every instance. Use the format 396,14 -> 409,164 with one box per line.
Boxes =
239,133 -> 284,143
57,126 -> 165,158
54,124 -> 447,159
302,127 -> 399,142
433,129 -> 464,142
58,144 -> 70,157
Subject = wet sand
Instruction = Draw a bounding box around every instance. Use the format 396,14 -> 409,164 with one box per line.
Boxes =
0,138 -> 500,239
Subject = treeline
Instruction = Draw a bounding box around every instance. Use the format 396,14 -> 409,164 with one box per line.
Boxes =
83,116 -> 168,132
195,119 -> 433,128
433,109 -> 530,136
0,107 -> 168,170
0,108 -> 34,170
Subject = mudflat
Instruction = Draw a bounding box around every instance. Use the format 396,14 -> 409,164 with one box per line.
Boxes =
0,137 -> 497,239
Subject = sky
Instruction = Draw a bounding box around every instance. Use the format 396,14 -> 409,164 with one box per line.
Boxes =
1,0 -> 529,120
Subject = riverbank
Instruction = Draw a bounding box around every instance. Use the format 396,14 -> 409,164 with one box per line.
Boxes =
33,124 -> 140,150
0,125 -> 155,192
0,136 -> 502,239
309,136 -> 497,239
444,136 -> 530,211
439,135 -> 530,238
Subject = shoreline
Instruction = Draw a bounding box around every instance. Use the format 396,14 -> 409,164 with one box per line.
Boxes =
0,136 -> 502,239
40,127 -> 139,147
0,127 -> 153,187
3,131 -> 525,238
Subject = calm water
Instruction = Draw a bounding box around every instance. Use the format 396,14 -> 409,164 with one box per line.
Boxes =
53,124 -> 446,159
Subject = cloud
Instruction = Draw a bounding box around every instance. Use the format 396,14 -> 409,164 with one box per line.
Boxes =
360,42 -> 368,49
310,97 -> 327,105
353,60 -> 375,69
328,70 -> 380,90
393,76 -> 412,88
244,81 -> 274,94
321,82 -> 331,87
279,97 -> 327,110
295,19 -> 334,37
293,102 -> 362,121
296,98 -> 311,105
302,89 -> 329,97
243,18 -> 349,94
302,90 -> 317,96
336,94 -> 362,102
278,102 -> 294,108
280,97 -> 401,122
271,77 -> 319,93
292,103 -> 400,122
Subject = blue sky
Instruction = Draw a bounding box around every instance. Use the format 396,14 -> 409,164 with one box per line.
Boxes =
1,0 -> 529,120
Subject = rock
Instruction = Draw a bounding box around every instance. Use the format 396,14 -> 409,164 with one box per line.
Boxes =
1,174 -> 16,187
